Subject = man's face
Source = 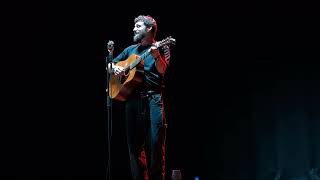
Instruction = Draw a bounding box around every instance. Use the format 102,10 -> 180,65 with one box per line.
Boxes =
133,21 -> 148,42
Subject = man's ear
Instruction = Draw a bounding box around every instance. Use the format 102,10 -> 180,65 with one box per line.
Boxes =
147,26 -> 152,32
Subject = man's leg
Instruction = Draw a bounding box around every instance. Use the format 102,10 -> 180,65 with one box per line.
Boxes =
126,97 -> 148,180
148,94 -> 166,180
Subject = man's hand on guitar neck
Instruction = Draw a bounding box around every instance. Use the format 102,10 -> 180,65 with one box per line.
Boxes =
149,46 -> 161,59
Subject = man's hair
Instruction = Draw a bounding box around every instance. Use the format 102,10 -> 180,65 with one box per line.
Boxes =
134,15 -> 157,37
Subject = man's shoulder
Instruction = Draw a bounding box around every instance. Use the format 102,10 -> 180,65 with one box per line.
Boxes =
125,44 -> 140,51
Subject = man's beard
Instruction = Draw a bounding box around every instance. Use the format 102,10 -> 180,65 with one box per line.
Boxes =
133,32 -> 145,42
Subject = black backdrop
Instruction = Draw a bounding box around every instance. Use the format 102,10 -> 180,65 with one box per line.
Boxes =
2,1 -> 320,180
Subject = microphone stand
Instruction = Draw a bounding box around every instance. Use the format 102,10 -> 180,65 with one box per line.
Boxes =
105,41 -> 114,180
106,50 -> 113,108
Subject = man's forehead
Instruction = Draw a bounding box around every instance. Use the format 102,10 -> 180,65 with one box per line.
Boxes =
135,21 -> 145,26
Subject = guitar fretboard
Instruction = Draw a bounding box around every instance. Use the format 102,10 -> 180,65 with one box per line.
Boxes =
124,36 -> 175,71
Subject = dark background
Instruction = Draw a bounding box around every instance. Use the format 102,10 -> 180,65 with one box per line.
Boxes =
1,1 -> 320,180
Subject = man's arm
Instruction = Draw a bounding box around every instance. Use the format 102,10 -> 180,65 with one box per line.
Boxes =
150,45 -> 171,76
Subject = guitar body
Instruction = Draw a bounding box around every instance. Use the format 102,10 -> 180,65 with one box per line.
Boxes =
109,54 -> 145,101
107,36 -> 175,101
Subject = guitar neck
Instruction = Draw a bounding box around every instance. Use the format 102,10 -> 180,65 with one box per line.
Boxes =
123,36 -> 175,71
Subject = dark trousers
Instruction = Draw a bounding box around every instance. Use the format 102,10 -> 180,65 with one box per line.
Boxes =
125,91 -> 167,180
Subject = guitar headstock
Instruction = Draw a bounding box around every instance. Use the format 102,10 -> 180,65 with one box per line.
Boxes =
155,36 -> 176,48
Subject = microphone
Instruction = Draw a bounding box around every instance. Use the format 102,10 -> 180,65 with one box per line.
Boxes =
106,40 -> 114,63
107,40 -> 114,51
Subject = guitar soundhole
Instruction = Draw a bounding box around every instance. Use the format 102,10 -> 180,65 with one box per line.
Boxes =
119,76 -> 128,84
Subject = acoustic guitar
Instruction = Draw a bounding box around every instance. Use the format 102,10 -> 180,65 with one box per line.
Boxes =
108,36 -> 176,101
